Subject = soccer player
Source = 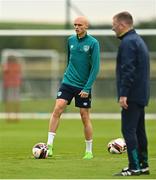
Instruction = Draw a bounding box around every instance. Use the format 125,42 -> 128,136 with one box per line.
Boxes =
112,11 -> 150,176
47,16 -> 100,159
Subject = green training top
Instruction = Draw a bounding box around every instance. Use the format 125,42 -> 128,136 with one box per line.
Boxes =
62,34 -> 100,93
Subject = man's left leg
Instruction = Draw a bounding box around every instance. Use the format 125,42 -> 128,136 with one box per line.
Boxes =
137,106 -> 150,175
80,108 -> 93,159
114,103 -> 141,176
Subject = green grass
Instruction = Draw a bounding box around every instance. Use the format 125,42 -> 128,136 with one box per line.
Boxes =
0,97 -> 156,113
0,119 -> 156,179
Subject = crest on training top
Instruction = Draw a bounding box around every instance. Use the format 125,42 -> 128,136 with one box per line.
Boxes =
70,45 -> 74,49
83,45 -> 90,52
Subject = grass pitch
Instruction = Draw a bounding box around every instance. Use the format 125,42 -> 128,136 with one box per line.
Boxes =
0,119 -> 156,179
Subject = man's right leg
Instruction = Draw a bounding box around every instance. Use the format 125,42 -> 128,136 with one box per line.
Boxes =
47,99 -> 67,156
114,103 -> 141,176
121,103 -> 141,170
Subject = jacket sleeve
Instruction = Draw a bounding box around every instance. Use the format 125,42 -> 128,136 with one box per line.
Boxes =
119,40 -> 137,97
83,41 -> 100,93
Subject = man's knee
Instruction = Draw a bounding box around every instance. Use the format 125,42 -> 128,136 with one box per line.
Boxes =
53,100 -> 67,117
80,109 -> 89,120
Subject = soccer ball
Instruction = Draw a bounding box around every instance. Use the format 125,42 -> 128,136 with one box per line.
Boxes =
32,142 -> 48,159
107,138 -> 127,154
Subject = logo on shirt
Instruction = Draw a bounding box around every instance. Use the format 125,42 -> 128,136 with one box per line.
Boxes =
70,45 -> 74,49
83,45 -> 90,52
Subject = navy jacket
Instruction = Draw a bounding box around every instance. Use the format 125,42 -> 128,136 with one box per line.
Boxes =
116,29 -> 150,106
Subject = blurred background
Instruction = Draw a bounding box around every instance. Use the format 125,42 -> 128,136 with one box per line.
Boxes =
0,0 -> 156,118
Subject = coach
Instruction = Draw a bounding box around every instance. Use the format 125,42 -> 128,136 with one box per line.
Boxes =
112,11 -> 150,176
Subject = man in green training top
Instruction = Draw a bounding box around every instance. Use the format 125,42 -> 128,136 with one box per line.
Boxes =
47,16 -> 100,159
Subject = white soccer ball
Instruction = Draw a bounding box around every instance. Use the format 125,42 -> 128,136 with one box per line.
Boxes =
32,142 -> 48,159
107,138 -> 127,154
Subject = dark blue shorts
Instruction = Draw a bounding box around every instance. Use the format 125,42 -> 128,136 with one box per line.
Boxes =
56,83 -> 91,108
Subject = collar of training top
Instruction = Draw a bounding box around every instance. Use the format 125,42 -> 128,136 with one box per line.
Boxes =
118,29 -> 135,40
77,33 -> 88,40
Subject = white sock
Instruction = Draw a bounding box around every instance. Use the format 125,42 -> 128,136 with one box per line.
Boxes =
85,139 -> 93,153
47,132 -> 56,146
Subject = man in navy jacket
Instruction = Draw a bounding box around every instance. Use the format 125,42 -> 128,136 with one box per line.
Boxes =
112,11 -> 150,176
